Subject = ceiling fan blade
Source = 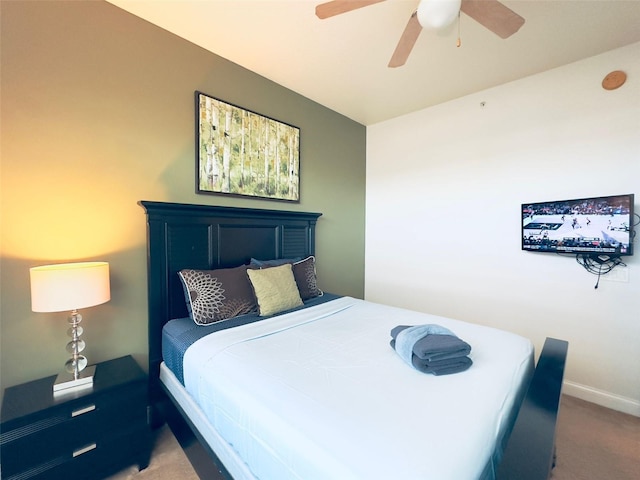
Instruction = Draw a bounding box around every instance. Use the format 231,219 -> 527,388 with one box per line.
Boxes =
315,0 -> 386,20
460,0 -> 525,39
388,11 -> 422,68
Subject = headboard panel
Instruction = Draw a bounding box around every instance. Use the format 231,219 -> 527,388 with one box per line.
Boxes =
139,200 -> 322,409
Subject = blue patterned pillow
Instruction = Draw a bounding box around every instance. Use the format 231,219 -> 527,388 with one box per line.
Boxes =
178,266 -> 257,325
250,257 -> 301,268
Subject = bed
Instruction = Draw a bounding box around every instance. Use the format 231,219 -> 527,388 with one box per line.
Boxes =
140,200 -> 568,480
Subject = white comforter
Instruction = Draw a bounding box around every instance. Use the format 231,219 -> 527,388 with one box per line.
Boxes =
183,297 -> 533,480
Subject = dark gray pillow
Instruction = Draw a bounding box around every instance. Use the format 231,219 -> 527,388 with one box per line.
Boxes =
178,266 -> 257,325
292,256 -> 322,300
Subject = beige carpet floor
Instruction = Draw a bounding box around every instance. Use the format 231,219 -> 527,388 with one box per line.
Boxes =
552,395 -> 640,480
105,423 -> 198,480
107,395 -> 639,479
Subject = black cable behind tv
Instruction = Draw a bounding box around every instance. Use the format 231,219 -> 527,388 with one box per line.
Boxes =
576,253 -> 627,289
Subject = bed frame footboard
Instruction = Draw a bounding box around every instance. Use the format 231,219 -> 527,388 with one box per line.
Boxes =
497,337 -> 569,480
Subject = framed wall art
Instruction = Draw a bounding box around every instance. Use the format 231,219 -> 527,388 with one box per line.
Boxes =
196,91 -> 300,202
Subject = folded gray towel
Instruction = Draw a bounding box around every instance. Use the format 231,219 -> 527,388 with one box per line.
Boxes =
414,355 -> 472,375
391,325 -> 471,362
390,338 -> 473,375
390,324 -> 473,375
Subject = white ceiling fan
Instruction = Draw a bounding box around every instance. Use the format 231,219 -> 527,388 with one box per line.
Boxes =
315,0 -> 525,67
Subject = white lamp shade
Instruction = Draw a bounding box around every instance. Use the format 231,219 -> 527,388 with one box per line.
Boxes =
417,0 -> 462,30
30,262 -> 111,312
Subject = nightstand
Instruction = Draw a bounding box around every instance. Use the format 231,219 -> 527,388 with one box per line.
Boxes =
0,355 -> 152,480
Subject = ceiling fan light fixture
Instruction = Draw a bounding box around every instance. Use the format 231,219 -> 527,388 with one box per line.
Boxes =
416,0 -> 462,30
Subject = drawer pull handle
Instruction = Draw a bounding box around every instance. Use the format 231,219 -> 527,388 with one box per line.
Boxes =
73,443 -> 97,457
72,405 -> 96,417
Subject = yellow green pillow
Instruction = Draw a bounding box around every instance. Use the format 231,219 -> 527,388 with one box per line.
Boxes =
247,263 -> 303,316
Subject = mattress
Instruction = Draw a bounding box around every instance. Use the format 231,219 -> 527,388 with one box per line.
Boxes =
163,296 -> 534,480
163,293 -> 341,385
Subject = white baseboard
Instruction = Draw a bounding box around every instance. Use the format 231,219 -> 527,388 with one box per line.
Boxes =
563,380 -> 640,417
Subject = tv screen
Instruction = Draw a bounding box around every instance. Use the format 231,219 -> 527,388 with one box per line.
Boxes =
522,194 -> 634,256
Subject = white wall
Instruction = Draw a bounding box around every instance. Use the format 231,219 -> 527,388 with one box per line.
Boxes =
365,42 -> 640,416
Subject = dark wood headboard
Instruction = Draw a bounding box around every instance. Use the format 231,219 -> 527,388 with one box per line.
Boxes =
139,200 -> 322,409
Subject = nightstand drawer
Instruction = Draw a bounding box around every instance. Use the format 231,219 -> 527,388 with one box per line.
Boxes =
1,383 -> 147,475
2,386 -> 147,475
1,356 -> 152,480
2,423 -> 152,480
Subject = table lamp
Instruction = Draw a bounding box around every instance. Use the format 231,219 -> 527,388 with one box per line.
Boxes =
30,261 -> 110,392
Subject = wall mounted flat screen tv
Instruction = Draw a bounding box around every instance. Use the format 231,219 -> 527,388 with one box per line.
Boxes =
522,194 -> 634,256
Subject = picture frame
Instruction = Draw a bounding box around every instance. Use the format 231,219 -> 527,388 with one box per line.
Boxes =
196,91 -> 300,202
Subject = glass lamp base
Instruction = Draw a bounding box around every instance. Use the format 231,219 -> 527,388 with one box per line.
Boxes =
53,364 -> 96,393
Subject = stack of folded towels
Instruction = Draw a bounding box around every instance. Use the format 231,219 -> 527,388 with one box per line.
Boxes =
390,324 -> 473,375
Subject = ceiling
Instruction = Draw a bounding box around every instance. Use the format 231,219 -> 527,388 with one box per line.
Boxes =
107,0 -> 640,125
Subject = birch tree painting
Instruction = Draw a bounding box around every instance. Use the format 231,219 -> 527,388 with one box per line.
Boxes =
197,92 -> 300,201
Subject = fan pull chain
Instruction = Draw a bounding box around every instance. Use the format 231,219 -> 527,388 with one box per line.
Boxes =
457,12 -> 461,47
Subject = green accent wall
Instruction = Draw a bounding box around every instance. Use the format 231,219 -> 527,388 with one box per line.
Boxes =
0,0 -> 366,394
